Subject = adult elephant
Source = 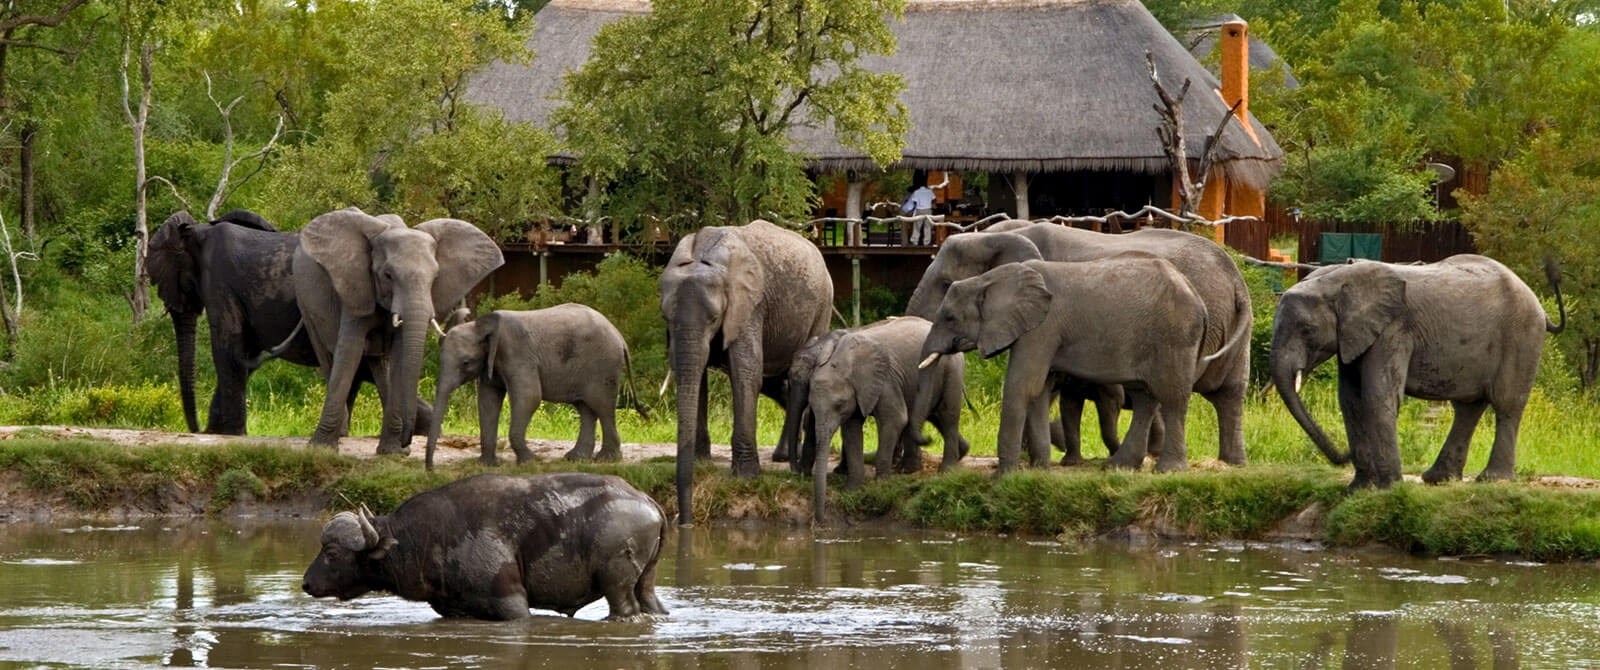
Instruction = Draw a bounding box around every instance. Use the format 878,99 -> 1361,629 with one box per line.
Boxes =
660,220 -> 832,525
148,209 -> 317,434
1271,256 -> 1565,489
294,208 -> 503,454
906,222 -> 1252,466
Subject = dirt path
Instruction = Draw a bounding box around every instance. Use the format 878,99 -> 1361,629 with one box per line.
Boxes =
3,425 -> 1596,489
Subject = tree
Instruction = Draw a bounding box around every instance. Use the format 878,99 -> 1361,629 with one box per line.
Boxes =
261,0 -> 556,231
1461,132 -> 1600,388
0,0 -> 92,241
555,0 -> 910,232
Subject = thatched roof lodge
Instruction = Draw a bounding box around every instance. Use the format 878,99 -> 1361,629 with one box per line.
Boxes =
467,0 -> 1283,249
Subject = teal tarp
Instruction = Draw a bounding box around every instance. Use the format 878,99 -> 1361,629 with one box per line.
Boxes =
1319,233 -> 1382,264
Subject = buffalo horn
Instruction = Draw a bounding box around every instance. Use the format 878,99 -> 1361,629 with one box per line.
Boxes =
357,505 -> 380,550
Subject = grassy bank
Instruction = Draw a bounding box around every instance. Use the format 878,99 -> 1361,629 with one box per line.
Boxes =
6,437 -> 1600,562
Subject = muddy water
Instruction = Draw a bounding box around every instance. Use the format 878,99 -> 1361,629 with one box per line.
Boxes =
1,522 -> 1599,669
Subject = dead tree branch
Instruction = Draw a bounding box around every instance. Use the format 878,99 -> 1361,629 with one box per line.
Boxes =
203,71 -> 284,219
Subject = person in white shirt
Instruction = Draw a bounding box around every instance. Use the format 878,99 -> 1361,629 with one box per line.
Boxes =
900,183 -> 936,245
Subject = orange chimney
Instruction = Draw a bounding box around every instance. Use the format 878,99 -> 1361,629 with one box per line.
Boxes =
1220,19 -> 1251,129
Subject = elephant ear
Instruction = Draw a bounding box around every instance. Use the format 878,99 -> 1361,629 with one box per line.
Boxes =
477,312 -> 502,380
1334,263 -> 1406,364
715,231 -> 765,348
416,218 -> 505,322
149,211 -> 203,314
299,208 -> 398,317
659,232 -> 698,314
977,263 -> 1052,357
982,232 -> 1044,267
845,338 -> 894,416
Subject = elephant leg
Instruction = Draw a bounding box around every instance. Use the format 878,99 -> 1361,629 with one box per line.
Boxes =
1479,404 -> 1525,482
931,378 -> 966,473
996,362 -> 1049,474
477,383 -> 506,465
796,407 -> 817,474
1152,392 -> 1191,473
1204,382 -> 1249,466
1339,357 -> 1404,489
874,405 -> 907,481
411,397 -> 434,437
726,337 -> 764,479
309,320 -> 371,448
1057,388 -> 1087,466
1422,400 -> 1487,484
594,402 -> 624,463
1095,384 -> 1124,457
1025,391 -> 1053,469
1106,391 -> 1156,470
567,404 -> 598,461
763,376 -> 791,462
507,387 -> 541,464
843,416 -> 867,490
208,347 -> 251,436
694,369 -> 712,460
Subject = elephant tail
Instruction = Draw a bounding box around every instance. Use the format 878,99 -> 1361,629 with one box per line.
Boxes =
1198,289 -> 1251,368
1544,255 -> 1567,335
254,319 -> 305,368
622,347 -> 651,421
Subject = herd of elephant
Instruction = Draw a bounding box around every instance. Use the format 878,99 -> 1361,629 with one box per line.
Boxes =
153,210 -> 1566,527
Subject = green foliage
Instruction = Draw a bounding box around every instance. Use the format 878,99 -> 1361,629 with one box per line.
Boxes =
1461,132 -> 1600,387
555,0 -> 910,230
1324,483 -> 1600,561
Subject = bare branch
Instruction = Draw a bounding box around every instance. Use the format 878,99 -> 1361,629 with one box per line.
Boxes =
209,114 -> 284,219
0,39 -> 75,55
144,175 -> 194,212
0,0 -> 89,32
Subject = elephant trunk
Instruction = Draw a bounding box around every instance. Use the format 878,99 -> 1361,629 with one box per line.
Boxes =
671,328 -> 710,526
380,304 -> 429,454
811,410 -> 840,524
777,376 -> 810,466
173,311 -> 200,433
424,370 -> 461,471
1271,345 -> 1348,466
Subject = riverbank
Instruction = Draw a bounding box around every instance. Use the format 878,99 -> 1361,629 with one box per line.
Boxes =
4,428 -> 1600,562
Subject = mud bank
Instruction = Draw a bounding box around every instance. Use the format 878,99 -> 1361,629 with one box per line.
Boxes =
3,427 -> 1600,562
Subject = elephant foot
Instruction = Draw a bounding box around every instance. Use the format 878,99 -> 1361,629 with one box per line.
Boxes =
1059,453 -> 1085,467
1218,450 -> 1247,467
1103,452 -> 1145,471
1153,457 -> 1188,474
770,446 -> 791,463
957,439 -> 970,459
1421,466 -> 1460,485
375,444 -> 410,457
896,453 -> 923,475
564,448 -> 594,462
938,461 -> 962,474
730,458 -> 760,479
832,460 -> 849,475
1476,468 -> 1514,483
594,448 -> 623,463
479,455 -> 501,466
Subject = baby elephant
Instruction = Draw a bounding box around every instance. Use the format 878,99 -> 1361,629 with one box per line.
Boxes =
425,304 -> 633,469
808,316 -> 966,522
303,472 -> 668,620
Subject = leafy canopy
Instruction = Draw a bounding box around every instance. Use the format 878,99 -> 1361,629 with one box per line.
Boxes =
555,0 -> 910,232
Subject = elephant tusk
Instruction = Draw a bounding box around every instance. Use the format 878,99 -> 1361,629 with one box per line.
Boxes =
431,319 -> 446,338
659,372 -> 672,396
1294,371 -> 1303,393
392,313 -> 403,328
919,352 -> 941,369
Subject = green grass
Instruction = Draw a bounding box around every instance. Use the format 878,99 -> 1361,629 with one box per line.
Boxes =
8,437 -> 1600,560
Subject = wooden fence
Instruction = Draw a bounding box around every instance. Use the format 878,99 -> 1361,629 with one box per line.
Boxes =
1296,220 -> 1478,266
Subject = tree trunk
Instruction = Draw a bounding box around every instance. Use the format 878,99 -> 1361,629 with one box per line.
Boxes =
19,123 -> 35,241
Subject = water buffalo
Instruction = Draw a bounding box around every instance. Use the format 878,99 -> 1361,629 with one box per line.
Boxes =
302,472 -> 669,620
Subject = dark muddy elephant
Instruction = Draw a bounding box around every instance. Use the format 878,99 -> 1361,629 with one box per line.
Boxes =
807,316 -> 966,522
424,304 -> 634,469
1271,255 -> 1565,489
921,257 -> 1245,474
906,222 -> 1253,466
148,210 -> 317,434
659,220 -> 832,525
293,208 -> 503,454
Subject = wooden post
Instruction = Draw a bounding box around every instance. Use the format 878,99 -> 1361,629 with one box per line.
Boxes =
538,251 -> 548,291
851,256 -> 861,327
1012,171 -> 1030,220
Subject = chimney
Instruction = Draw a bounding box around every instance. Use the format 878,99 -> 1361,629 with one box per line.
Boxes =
1219,18 -> 1258,144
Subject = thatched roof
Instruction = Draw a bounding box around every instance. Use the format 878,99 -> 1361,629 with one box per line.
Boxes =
466,0 -> 1284,189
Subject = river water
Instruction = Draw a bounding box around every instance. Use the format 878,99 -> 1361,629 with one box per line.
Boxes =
1,520 -> 1598,668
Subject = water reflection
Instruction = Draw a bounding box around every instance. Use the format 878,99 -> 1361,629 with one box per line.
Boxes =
0,521 -> 1597,668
